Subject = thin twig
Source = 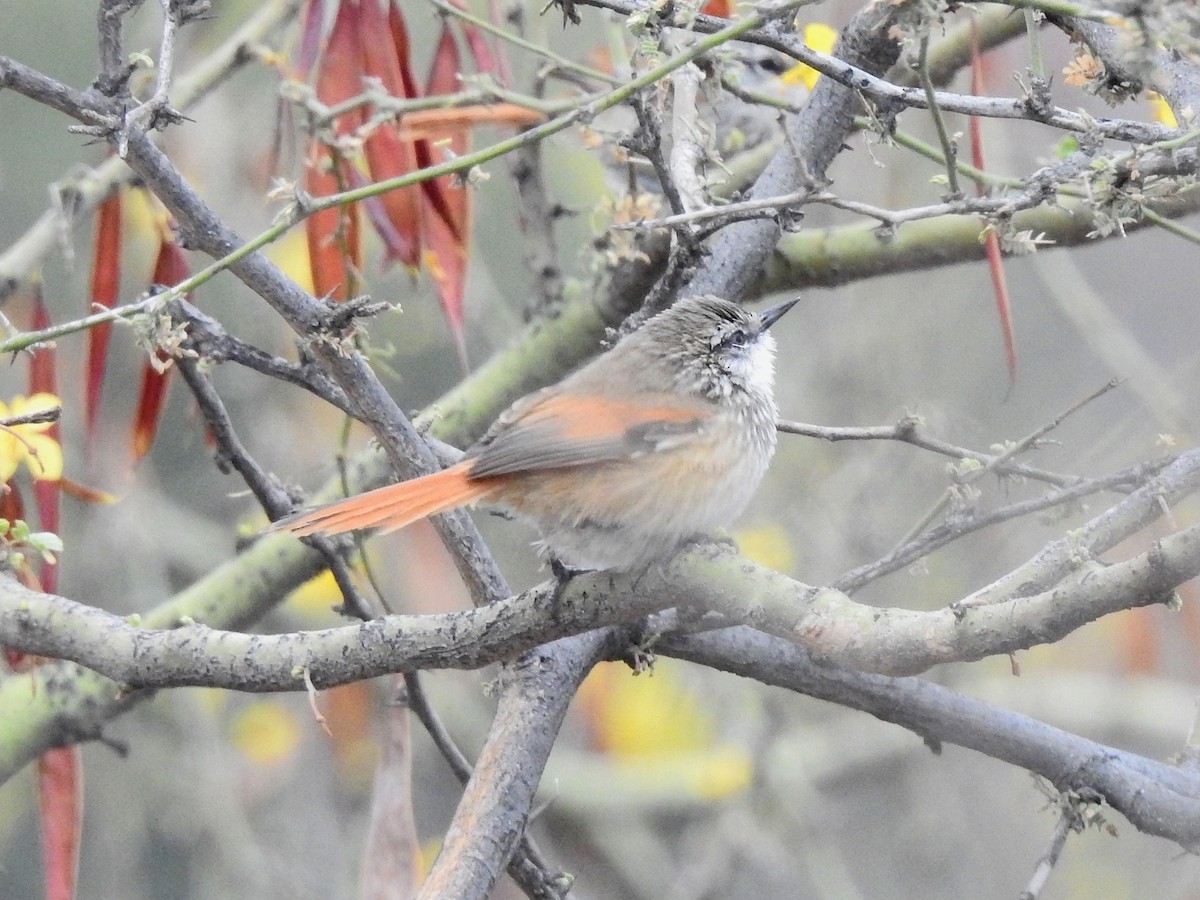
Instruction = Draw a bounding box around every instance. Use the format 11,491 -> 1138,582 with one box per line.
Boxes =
610,188 -> 811,232
174,348 -> 374,621
994,378 -> 1123,462
118,0 -> 192,155
428,0 -> 619,87
1019,788 -> 1091,900
577,0 -> 1178,143
1142,205 -> 1200,246
916,33 -> 961,198
403,672 -> 473,781
631,93 -> 688,219
831,457 -> 1169,594
778,416 -> 1081,488
0,407 -> 61,428
1024,9 -> 1046,79
886,379 -> 1123,554
0,293 -> 166,356
668,61 -> 708,216
168,299 -> 355,415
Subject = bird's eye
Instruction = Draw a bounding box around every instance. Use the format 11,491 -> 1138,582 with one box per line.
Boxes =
723,327 -> 750,348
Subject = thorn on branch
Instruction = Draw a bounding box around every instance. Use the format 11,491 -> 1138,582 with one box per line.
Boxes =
103,0 -> 145,16
321,294 -> 391,335
117,100 -> 190,157
96,732 -> 132,758
777,206 -> 805,233
1020,73 -> 1054,122
546,0 -> 581,27
93,61 -> 140,98
169,298 -> 356,414
172,0 -> 213,25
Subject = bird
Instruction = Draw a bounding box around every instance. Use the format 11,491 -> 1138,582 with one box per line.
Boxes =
269,295 -> 795,572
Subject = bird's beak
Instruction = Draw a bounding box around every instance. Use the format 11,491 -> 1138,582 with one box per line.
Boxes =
758,298 -> 799,330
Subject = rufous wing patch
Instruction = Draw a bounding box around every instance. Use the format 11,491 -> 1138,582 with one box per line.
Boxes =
468,393 -> 712,478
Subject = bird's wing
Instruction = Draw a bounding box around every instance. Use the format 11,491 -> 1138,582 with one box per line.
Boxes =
466,391 -> 712,479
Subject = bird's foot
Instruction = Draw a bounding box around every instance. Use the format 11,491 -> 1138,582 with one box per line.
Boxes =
622,621 -> 659,674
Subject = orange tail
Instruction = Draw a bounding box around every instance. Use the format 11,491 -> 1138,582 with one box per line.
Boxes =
268,460 -> 493,538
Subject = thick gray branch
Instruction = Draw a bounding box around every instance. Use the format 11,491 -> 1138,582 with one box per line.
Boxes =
418,631 -> 616,899
685,1 -> 905,299
5,478 -> 1200,690
0,563 -> 667,690
661,628 -> 1200,852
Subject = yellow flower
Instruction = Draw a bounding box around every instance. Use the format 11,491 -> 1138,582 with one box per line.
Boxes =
0,394 -> 63,482
575,662 -> 754,801
1148,92 -> 1178,128
287,568 -> 344,620
587,661 -> 711,757
781,23 -> 839,91
265,227 -> 316,295
231,701 -> 302,766
733,523 -> 794,572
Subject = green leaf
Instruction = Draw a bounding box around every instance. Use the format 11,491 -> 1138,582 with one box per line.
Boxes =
1054,136 -> 1079,158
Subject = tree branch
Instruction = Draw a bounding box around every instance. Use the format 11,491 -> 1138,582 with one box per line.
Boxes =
172,348 -> 374,621
658,627 -> 1200,851
4,469 -> 1200,694
760,188 -> 1200,291
404,671 -> 572,898
0,0 -> 303,302
418,631 -> 617,899
683,0 -> 906,300
578,0 -> 1176,141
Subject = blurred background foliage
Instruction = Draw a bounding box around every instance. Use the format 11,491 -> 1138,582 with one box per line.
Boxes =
1,0 -> 1199,897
